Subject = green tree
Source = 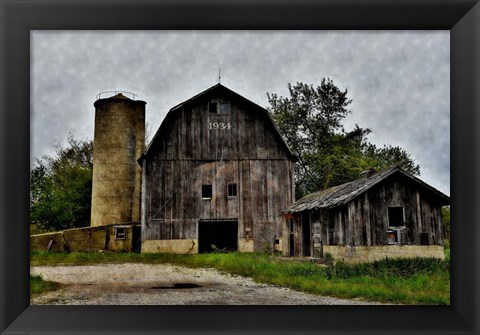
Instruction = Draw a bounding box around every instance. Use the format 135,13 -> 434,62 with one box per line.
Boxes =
30,136 -> 93,232
268,80 -> 420,199
364,144 -> 420,176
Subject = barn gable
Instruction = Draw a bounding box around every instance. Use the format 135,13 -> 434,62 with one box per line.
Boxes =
144,83 -> 295,161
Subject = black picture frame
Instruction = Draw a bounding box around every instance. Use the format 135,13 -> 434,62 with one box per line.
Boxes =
1,1 -> 479,334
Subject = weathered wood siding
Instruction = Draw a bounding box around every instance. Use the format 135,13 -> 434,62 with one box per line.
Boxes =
142,89 -> 294,252
293,174 -> 444,255
326,176 -> 443,247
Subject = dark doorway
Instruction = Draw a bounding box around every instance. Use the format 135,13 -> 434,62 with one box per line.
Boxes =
198,220 -> 238,253
132,226 -> 141,253
289,234 -> 295,257
289,219 -> 295,257
302,212 -> 311,257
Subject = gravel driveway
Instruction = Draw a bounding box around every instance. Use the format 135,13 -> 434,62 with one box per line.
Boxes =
31,263 -> 386,305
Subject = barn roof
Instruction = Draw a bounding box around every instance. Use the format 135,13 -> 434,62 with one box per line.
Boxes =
143,83 -> 296,160
283,166 -> 450,213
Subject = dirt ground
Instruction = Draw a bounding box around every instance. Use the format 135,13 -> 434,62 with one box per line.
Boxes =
31,263 -> 386,305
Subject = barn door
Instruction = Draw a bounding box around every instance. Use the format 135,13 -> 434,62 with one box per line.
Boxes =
198,220 -> 238,253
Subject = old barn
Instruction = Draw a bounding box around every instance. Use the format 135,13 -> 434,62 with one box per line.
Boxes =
283,167 -> 450,262
139,84 -> 296,254
30,87 -> 450,263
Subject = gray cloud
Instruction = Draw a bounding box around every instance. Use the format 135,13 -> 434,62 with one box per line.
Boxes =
31,30 -> 450,195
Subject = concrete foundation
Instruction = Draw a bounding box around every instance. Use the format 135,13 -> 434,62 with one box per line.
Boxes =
322,245 -> 445,263
274,238 -> 283,253
140,238 -> 279,254
239,238 -> 254,252
141,239 -> 198,254
30,224 -> 140,253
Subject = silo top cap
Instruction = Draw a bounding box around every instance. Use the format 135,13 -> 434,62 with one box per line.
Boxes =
112,93 -> 129,99
94,91 -> 146,106
96,90 -> 139,100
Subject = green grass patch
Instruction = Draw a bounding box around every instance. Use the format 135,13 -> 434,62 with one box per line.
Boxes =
444,242 -> 451,262
30,275 -> 62,299
31,251 -> 450,305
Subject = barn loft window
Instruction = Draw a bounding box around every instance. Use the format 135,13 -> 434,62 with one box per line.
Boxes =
388,207 -> 405,227
202,184 -> 212,199
115,227 -> 126,240
209,102 -> 217,113
227,183 -> 237,197
219,102 -> 230,114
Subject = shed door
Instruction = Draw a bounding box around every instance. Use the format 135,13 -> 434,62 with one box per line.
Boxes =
289,218 -> 295,256
132,226 -> 141,253
302,212 -> 311,257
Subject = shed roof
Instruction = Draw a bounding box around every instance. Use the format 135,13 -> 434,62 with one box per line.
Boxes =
283,166 -> 450,213
143,83 -> 295,160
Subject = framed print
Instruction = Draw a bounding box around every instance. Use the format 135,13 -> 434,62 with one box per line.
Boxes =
1,0 -> 479,334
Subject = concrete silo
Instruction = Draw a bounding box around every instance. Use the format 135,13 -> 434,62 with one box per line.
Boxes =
91,92 -> 146,227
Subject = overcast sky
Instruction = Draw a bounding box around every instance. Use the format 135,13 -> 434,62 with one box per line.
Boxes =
31,31 -> 450,195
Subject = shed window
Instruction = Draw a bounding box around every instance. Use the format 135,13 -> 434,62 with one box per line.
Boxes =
227,183 -> 237,197
209,103 -> 217,113
202,185 -> 212,199
115,227 -> 126,240
388,207 -> 405,227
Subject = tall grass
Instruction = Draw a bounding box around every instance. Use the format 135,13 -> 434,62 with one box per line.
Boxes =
31,251 -> 450,305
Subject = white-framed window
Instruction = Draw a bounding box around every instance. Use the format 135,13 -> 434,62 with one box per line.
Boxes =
115,227 -> 126,240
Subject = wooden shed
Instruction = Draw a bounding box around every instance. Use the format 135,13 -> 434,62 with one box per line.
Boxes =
139,84 -> 296,254
283,167 -> 450,262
